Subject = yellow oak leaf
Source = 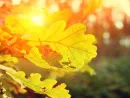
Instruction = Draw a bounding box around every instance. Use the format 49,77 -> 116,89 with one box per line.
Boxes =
0,65 -> 70,98
24,20 -> 97,71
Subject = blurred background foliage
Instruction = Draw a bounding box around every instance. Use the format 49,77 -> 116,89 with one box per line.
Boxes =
59,56 -> 130,98
57,0 -> 130,98
1,0 -> 130,98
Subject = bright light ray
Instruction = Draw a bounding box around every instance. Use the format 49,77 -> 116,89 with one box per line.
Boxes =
18,8 -> 46,26
31,15 -> 44,26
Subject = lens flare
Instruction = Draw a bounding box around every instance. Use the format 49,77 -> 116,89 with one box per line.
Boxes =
31,15 -> 44,26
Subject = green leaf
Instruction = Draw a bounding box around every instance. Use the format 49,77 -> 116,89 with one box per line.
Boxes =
0,65 -> 71,98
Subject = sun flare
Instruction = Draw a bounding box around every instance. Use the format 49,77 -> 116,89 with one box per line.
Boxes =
31,15 -> 44,26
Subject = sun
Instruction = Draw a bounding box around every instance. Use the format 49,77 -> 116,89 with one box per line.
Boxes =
31,15 -> 45,26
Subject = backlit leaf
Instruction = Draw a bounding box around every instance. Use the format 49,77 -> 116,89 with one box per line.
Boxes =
0,55 -> 18,64
0,65 -> 71,98
80,65 -> 96,75
25,20 -> 97,71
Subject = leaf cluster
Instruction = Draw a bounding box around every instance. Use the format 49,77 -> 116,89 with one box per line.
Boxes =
0,5 -> 97,98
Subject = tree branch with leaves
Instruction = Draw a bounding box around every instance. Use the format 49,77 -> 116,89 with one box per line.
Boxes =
0,0 -> 99,98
